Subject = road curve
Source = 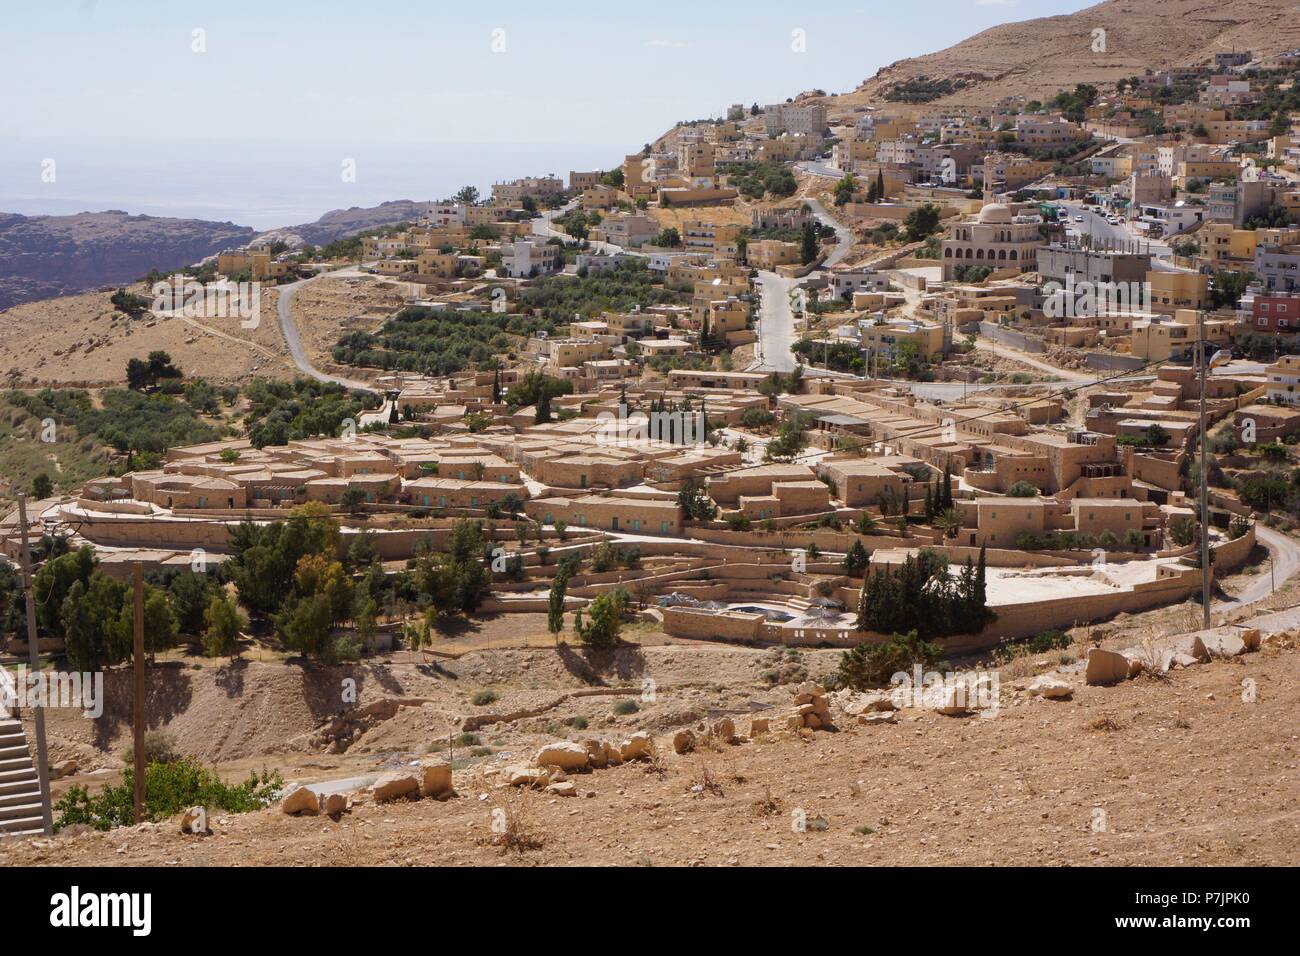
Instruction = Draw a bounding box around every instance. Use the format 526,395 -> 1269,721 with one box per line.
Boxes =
276,269 -> 378,393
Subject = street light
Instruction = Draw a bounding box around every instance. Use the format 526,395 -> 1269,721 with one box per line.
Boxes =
1197,335 -> 1233,629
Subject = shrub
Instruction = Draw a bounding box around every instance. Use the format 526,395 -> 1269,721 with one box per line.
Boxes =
471,690 -> 498,707
54,759 -> 281,832
612,700 -> 640,716
835,630 -> 946,690
123,730 -> 181,768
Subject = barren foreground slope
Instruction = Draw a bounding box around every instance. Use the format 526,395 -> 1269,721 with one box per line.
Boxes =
4,631 -> 1295,868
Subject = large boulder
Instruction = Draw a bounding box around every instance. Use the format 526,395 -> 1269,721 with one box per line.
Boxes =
504,765 -> 552,788
748,718 -> 770,737
420,760 -> 454,798
369,772 -> 419,803
319,792 -> 348,816
280,785 -> 320,816
1203,632 -> 1248,659
711,718 -> 737,744
1085,648 -> 1132,686
535,741 -> 590,771
582,738 -> 608,769
1026,675 -> 1074,700
672,729 -> 696,754
619,732 -> 655,762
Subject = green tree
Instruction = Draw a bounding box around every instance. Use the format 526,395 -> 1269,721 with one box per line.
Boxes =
30,473 -> 54,499
575,590 -> 626,648
547,569 -> 569,636
836,630 -> 945,690
902,203 -> 941,241
202,594 -> 245,660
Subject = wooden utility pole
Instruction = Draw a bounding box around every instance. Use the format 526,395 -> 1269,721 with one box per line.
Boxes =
132,562 -> 145,823
15,495 -> 53,835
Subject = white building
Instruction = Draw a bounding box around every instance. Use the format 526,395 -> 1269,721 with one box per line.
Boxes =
502,239 -> 561,279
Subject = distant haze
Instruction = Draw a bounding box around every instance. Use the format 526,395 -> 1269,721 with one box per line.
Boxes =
0,138 -> 626,231
0,0 -> 1094,228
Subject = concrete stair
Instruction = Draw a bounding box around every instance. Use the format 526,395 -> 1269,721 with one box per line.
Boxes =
0,719 -> 44,837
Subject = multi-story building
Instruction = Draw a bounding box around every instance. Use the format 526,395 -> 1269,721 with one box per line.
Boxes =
1256,243 -> 1300,293
1130,309 -> 1231,362
940,204 -> 1043,279
1147,271 -> 1209,314
763,103 -> 827,136
491,175 -> 565,204
1265,355 -> 1300,405
501,238 -> 561,279
1244,291 -> 1300,333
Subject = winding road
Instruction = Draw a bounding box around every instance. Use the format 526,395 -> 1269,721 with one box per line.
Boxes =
276,269 -> 379,394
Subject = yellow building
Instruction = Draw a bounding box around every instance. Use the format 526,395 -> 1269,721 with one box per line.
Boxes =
1130,309 -> 1230,362
859,318 -> 946,363
1146,271 -> 1209,315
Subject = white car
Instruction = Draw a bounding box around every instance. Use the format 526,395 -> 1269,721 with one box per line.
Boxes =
1107,216 -> 1121,225
1074,215 -> 1085,222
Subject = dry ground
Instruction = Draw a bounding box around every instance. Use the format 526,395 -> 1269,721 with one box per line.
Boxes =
0,285 -> 296,388
2,616 -> 1296,867
288,275 -> 413,379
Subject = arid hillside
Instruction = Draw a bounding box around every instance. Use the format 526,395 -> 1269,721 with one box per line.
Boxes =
0,211 -> 254,311
830,0 -> 1300,112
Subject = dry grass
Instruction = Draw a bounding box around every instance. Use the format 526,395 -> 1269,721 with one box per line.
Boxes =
484,790 -> 545,855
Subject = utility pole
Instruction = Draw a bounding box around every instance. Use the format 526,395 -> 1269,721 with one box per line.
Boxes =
1197,314 -> 1211,630
132,563 -> 145,823
15,495 -> 53,836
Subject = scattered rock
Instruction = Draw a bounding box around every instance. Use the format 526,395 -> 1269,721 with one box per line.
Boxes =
748,718 -> 770,737
1085,648 -> 1132,686
858,711 -> 897,725
619,732 -> 655,762
1026,675 -> 1074,700
673,729 -> 696,754
319,792 -> 348,816
419,760 -> 454,799
504,765 -> 552,788
535,741 -> 589,772
49,759 -> 78,780
711,718 -> 737,744
546,781 -> 578,797
369,772 -> 419,802
281,785 -> 320,816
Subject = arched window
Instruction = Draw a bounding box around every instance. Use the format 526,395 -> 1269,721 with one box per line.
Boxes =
944,248 -> 952,258
1010,250 -> 1018,261
998,249 -> 1007,260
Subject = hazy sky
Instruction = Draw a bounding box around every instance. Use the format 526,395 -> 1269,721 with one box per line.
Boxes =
0,0 -> 1098,226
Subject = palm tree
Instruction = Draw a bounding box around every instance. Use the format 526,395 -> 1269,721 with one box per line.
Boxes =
936,507 -> 962,540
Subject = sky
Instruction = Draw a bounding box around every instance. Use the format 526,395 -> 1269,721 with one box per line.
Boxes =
0,0 -> 1098,227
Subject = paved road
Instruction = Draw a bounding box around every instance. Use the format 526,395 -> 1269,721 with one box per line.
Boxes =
750,271 -> 800,373
804,197 -> 854,267
1216,525 -> 1300,613
276,269 -> 378,393
1059,201 -> 1172,260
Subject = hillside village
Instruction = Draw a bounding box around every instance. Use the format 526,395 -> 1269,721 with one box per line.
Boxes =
1,3 -> 1298,871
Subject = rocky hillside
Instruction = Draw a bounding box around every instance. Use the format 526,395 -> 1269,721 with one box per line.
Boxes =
832,0 -> 1300,112
256,200 -> 434,249
0,211 -> 254,311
